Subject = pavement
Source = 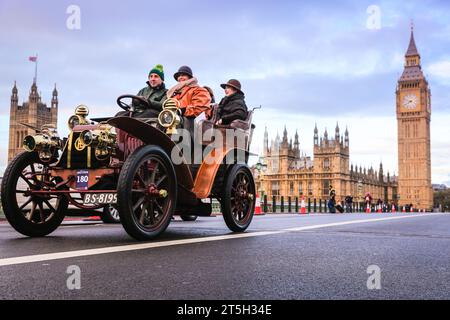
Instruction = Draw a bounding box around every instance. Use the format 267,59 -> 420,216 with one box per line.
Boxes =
0,212 -> 449,300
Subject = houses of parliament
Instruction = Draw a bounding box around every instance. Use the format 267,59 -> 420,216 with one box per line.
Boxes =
8,80 -> 58,162
255,28 -> 433,210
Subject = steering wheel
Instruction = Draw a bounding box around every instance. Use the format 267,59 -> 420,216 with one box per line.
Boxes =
116,94 -> 150,112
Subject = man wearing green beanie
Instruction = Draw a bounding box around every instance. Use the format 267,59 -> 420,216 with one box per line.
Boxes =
132,64 -> 167,117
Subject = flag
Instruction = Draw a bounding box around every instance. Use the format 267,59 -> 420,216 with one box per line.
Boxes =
29,56 -> 37,62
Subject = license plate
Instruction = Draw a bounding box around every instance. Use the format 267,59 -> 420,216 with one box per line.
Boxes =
83,193 -> 117,204
76,170 -> 89,190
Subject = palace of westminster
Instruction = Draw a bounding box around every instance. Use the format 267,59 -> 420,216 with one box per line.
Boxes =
7,28 -> 433,210
255,28 -> 433,210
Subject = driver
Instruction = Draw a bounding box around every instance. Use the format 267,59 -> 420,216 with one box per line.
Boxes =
117,64 -> 167,117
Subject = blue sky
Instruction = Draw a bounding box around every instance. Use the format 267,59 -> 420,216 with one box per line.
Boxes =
1,0 -> 449,184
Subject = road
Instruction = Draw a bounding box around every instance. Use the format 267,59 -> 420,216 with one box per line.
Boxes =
0,212 -> 449,300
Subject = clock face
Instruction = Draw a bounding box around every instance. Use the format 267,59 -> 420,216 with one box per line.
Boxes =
402,94 -> 418,110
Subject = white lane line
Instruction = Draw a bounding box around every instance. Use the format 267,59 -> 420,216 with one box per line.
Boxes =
0,213 -> 446,267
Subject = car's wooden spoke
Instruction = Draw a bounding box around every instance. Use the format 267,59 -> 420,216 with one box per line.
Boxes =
147,201 -> 155,225
38,202 -> 46,222
43,199 -> 57,214
133,196 -> 146,212
19,173 -> 35,188
19,198 -> 33,211
26,202 -> 37,221
150,162 -> 159,183
135,173 -> 147,188
139,202 -> 148,225
155,174 -> 167,187
154,201 -> 164,216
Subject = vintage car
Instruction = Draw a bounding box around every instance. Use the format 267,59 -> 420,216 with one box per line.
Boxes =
0,95 -> 257,240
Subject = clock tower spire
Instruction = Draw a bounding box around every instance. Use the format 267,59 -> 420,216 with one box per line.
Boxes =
396,25 -> 433,210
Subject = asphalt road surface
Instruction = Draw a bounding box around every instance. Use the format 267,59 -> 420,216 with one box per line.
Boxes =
0,212 -> 449,300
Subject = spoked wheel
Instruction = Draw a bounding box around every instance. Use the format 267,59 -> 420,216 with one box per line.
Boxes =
180,215 -> 198,221
221,164 -> 255,232
101,204 -> 121,224
117,145 -> 177,240
0,152 -> 68,237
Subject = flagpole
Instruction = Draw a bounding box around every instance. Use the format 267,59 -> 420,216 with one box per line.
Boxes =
35,53 -> 38,84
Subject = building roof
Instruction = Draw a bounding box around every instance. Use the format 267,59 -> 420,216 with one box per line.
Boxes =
405,30 -> 419,57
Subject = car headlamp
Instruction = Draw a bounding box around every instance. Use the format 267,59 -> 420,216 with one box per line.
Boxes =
80,130 -> 94,146
158,110 -> 175,128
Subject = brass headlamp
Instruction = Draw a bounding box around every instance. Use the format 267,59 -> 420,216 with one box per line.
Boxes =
78,123 -> 116,160
158,98 -> 181,135
68,105 -> 90,130
23,125 -> 61,162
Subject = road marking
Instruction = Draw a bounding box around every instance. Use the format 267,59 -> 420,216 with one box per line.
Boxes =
0,213 -> 446,267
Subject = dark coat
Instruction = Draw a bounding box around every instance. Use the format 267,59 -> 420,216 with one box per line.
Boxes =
134,82 -> 167,112
217,92 -> 248,125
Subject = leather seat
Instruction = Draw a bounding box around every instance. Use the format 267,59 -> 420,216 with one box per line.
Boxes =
196,104 -> 255,148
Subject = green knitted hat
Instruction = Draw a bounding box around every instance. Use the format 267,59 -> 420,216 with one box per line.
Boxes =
149,64 -> 164,81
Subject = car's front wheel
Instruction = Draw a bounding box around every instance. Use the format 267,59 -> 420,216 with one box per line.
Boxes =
0,152 -> 68,237
117,145 -> 177,240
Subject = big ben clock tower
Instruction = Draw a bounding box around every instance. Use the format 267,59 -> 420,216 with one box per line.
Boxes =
396,26 -> 433,210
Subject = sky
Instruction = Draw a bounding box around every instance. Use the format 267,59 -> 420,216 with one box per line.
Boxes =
0,0 -> 449,185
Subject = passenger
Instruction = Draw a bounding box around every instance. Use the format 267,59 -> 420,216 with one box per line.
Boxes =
215,79 -> 248,125
167,65 -> 211,118
116,64 -> 167,118
203,86 -> 215,104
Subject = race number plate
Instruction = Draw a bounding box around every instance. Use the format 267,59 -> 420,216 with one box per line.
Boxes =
83,193 -> 117,204
76,170 -> 89,190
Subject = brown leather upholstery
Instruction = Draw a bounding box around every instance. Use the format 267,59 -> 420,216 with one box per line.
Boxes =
196,105 -> 254,150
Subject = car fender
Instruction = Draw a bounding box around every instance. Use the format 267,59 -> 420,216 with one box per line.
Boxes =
107,117 -> 194,189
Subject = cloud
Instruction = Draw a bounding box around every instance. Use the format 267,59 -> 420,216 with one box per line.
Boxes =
1,0 -> 450,185
427,60 -> 450,84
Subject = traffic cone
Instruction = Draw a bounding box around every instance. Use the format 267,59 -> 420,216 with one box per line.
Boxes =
377,205 -> 382,213
402,206 -> 406,213
300,196 -> 307,214
410,205 -> 414,213
254,193 -> 263,215
366,203 -> 371,213
391,204 -> 396,213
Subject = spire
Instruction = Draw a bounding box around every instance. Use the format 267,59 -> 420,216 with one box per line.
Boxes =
12,80 -> 17,94
294,129 -> 299,150
29,81 -> 38,102
313,124 -> 319,146
283,125 -> 288,142
11,81 -> 18,104
52,83 -> 58,96
335,122 -> 340,138
263,126 -> 269,156
406,21 -> 419,57
324,127 -> 328,141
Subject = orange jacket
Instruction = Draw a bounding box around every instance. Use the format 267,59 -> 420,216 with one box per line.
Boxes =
170,84 -> 211,118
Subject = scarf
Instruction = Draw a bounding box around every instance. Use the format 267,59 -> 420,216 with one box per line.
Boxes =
167,77 -> 198,98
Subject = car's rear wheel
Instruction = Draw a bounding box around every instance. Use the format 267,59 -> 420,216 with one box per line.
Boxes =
101,204 -> 120,224
117,145 -> 177,240
221,164 -> 255,232
1,152 -> 68,237
180,215 -> 198,221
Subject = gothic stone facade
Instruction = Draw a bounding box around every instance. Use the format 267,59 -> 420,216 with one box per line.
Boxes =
396,29 -> 433,209
255,125 -> 398,205
8,81 -> 58,162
